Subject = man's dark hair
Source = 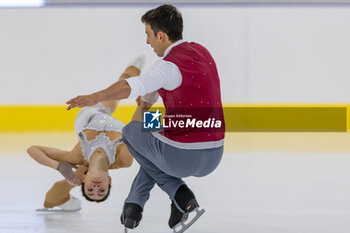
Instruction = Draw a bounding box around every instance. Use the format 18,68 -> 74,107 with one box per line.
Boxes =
141,4 -> 183,42
81,182 -> 111,203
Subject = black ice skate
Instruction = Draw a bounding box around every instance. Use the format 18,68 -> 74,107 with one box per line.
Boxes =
168,185 -> 205,233
120,203 -> 143,233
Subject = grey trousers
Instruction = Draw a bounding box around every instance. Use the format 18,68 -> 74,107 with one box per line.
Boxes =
122,121 -> 223,209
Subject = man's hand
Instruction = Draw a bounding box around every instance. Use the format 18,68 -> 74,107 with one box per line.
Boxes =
56,161 -> 82,186
66,94 -> 99,110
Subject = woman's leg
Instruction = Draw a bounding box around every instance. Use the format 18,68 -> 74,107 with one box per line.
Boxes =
43,165 -> 87,208
101,57 -> 143,114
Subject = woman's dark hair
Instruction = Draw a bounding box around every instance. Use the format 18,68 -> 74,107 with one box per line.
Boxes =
141,4 -> 183,42
81,170 -> 111,203
81,183 -> 111,203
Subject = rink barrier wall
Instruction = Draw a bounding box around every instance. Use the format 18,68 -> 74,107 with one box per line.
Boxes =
0,104 -> 348,132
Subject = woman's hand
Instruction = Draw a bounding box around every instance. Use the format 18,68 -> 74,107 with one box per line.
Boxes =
56,162 -> 82,186
136,96 -> 153,110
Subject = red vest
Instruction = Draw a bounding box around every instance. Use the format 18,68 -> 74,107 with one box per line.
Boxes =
156,42 -> 225,147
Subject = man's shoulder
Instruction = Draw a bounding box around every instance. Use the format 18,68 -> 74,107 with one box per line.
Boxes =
166,42 -> 209,60
171,41 -> 208,53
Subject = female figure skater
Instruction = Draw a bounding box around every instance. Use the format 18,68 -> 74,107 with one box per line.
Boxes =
27,56 -> 147,211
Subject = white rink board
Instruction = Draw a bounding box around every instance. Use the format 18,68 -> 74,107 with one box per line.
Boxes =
1,6 -> 350,104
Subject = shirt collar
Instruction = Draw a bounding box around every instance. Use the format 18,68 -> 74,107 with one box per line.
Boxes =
162,39 -> 185,58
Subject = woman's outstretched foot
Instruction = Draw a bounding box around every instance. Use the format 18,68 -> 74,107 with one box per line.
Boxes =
127,53 -> 146,72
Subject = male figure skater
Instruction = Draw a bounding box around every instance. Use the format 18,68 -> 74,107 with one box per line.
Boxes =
66,4 -> 225,233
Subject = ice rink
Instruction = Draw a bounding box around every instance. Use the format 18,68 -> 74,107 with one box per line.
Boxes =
1,2 -> 350,233
1,132 -> 350,233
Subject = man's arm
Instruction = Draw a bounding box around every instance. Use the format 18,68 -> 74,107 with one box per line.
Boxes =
66,80 -> 131,110
100,65 -> 141,114
66,60 -> 181,110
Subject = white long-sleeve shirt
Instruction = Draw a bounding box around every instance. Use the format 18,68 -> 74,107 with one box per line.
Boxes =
125,40 -> 185,100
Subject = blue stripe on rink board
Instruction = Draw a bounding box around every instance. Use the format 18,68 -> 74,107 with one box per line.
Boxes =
43,2 -> 350,8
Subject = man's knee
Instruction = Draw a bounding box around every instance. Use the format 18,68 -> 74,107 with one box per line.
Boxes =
122,121 -> 142,142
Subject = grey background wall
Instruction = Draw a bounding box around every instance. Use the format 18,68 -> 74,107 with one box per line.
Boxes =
1,5 -> 350,104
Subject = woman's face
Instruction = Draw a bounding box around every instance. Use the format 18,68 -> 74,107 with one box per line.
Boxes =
83,171 -> 111,201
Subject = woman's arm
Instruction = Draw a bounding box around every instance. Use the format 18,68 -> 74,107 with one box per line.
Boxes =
27,143 -> 84,185
27,142 -> 83,167
112,143 -> 134,169
110,98 -> 153,169
27,145 -> 67,169
130,96 -> 153,122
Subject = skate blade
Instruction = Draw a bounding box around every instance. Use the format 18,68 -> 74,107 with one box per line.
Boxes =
36,207 -> 81,213
124,227 -> 128,233
172,207 -> 205,233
